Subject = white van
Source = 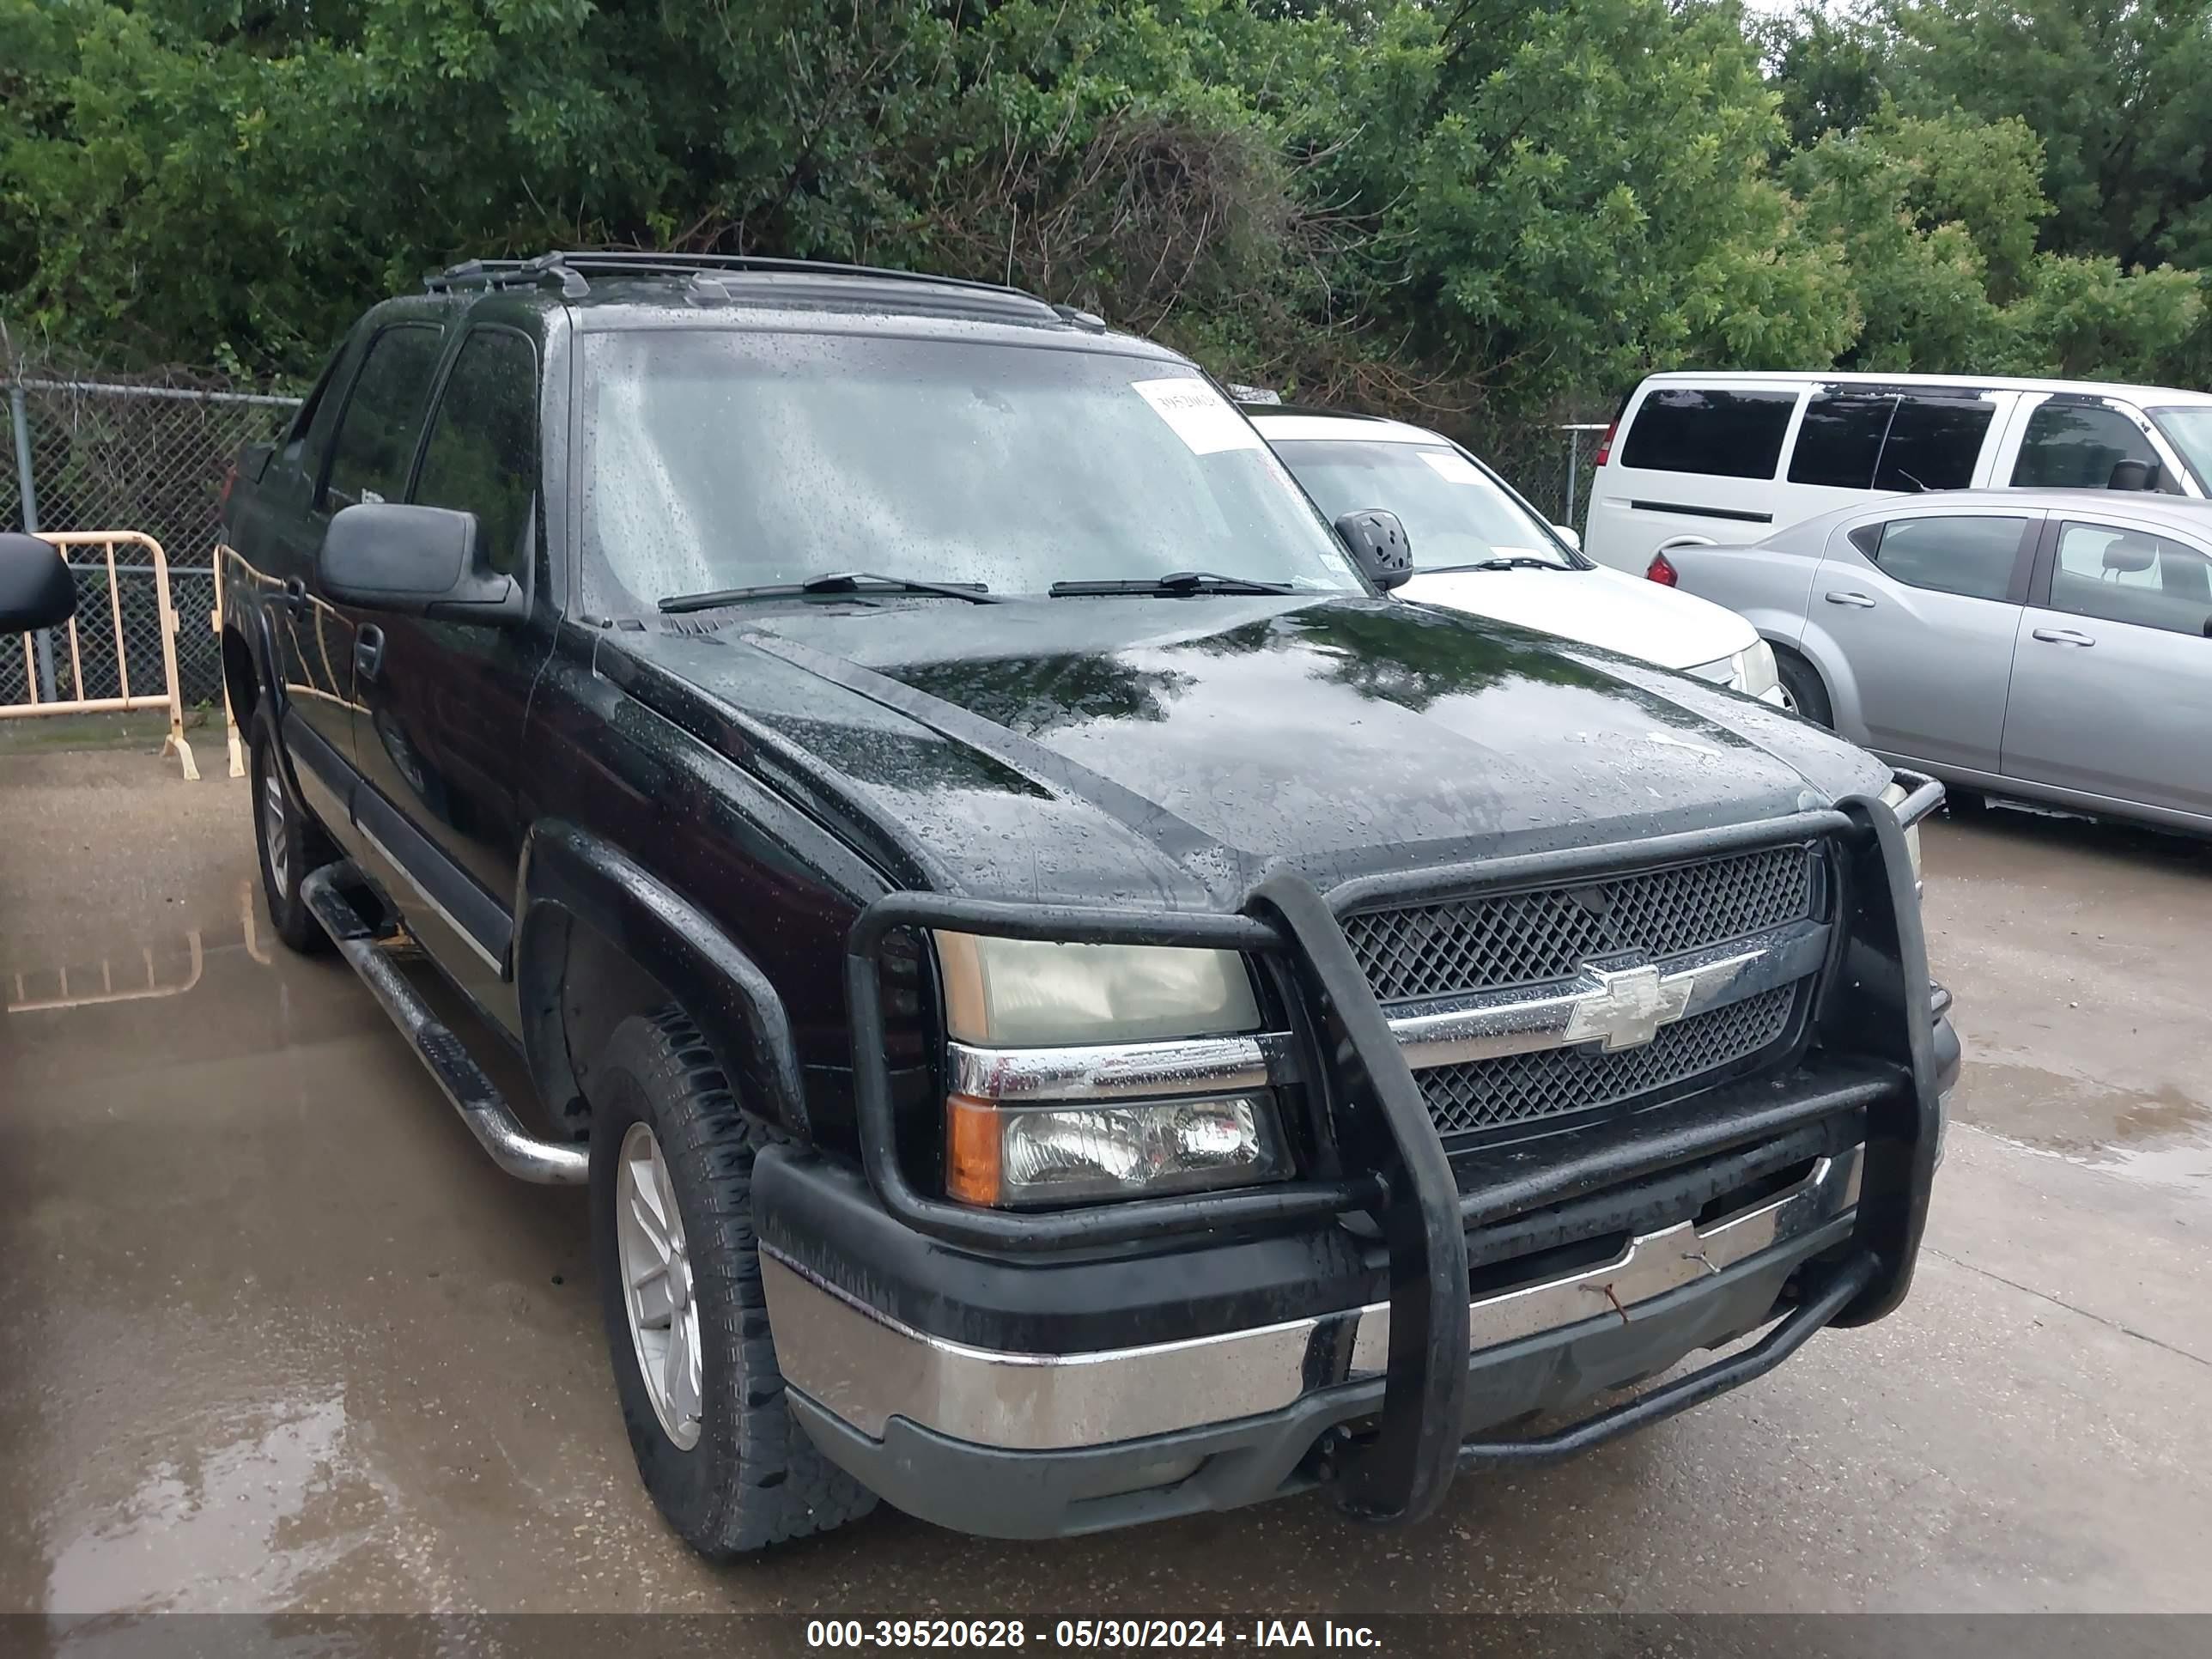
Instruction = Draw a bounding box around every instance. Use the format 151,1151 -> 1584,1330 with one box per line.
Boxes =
1583,372 -> 2212,576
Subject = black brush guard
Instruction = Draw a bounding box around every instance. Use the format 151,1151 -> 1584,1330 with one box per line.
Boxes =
842,790 -> 1942,1525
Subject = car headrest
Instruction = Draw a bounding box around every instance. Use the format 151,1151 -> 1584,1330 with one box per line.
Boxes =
2103,534 -> 2158,574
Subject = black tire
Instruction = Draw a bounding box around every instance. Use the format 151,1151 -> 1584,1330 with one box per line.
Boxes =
589,1011 -> 877,1558
1776,650 -> 1833,728
1945,787 -> 1989,817
250,707 -> 336,954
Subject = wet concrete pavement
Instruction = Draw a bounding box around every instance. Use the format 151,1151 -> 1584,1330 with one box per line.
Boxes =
3,751 -> 2209,1615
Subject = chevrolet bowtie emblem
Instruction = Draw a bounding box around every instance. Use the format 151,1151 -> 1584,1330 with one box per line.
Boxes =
1561,962 -> 1696,1051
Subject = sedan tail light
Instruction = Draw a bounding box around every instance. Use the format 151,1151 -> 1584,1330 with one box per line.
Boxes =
1646,551 -> 1679,586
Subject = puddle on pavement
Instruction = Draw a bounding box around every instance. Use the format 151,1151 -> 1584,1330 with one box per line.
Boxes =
1953,1060 -> 2212,1189
42,1391 -> 391,1614
3,878 -> 276,1005
1924,803 -> 2212,889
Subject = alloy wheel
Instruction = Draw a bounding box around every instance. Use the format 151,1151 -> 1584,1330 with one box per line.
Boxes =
616,1120 -> 704,1450
262,773 -> 290,894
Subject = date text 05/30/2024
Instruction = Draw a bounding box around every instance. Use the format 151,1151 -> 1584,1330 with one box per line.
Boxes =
805,1621 -> 1383,1650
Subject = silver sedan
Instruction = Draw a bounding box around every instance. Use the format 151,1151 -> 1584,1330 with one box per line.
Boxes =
1655,489 -> 2212,834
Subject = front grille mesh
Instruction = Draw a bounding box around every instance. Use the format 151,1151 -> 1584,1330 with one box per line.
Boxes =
1419,985 -> 1798,1138
1343,844 -> 1818,1004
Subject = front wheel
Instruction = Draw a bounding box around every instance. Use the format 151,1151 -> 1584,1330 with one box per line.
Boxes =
589,1011 -> 877,1557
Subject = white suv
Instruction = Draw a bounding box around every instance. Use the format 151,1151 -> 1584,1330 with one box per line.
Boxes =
1583,372 -> 2212,578
1254,409 -> 1785,702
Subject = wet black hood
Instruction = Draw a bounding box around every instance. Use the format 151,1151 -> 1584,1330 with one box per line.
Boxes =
611,595 -> 1893,909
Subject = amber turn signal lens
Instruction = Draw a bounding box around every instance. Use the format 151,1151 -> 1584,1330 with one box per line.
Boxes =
945,1094 -> 1003,1206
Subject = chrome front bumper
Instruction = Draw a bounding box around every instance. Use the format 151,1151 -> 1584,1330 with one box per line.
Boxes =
762,1145 -> 1861,1454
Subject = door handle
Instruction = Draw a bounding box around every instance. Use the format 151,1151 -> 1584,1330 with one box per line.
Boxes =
1824,591 -> 1876,608
2031,627 -> 2095,647
355,624 -> 386,683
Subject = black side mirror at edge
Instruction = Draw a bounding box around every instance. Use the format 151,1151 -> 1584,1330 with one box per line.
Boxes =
1334,508 -> 1413,592
0,532 -> 76,632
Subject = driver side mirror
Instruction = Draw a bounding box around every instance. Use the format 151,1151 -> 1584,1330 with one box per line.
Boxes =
0,532 -> 76,632
319,502 -> 524,623
1552,524 -> 1582,551
2108,459 -> 2161,491
1334,508 -> 1413,592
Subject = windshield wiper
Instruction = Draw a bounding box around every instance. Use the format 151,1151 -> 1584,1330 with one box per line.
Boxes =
659,571 -> 1000,612
1418,557 -> 1570,574
1048,571 -> 1297,598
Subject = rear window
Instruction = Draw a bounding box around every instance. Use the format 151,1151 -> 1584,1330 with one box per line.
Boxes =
1787,392 -> 1993,491
1863,514 -> 2028,603
320,324 -> 447,511
1876,396 -> 1993,491
1618,388 -> 1796,479
1789,395 -> 1891,489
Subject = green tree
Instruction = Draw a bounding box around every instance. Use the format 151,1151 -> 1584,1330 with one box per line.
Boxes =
1757,4 -> 1900,151
1266,0 -> 1859,405
3,0 -> 2207,405
1889,0 -> 2212,271
1790,106 -> 2202,374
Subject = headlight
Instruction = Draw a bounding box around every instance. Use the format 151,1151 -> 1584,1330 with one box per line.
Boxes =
947,1091 -> 1289,1207
1731,639 -> 1779,699
933,933 -> 1261,1046
1881,781 -> 1925,884
1685,639 -> 1778,699
933,933 -> 1288,1207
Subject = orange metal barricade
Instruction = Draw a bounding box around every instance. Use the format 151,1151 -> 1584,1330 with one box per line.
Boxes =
3,530 -> 198,779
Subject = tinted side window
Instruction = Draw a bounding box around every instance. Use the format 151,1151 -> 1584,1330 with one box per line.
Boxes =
282,346 -> 345,467
2012,402 -> 2160,490
412,331 -> 541,576
1869,515 -> 2027,602
1875,395 -> 1994,492
1619,389 -> 1796,479
2050,521 -> 2212,637
320,325 -> 447,511
1788,395 -> 1892,489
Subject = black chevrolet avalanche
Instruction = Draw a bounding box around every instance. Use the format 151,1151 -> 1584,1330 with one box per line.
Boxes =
216,252 -> 1960,1555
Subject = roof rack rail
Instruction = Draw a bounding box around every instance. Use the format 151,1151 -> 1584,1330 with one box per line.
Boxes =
423,254 -> 591,299
422,249 -> 1054,307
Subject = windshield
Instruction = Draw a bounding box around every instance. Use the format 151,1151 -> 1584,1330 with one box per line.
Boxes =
2148,408 -> 2212,493
1267,435 -> 1582,571
578,331 -> 1364,605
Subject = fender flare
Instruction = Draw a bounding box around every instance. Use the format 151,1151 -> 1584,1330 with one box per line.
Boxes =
235,592 -> 317,805
517,819 -> 811,1139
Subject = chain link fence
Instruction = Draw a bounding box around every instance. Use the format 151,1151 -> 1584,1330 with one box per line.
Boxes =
1455,415 -> 1610,538
3,368 -> 301,709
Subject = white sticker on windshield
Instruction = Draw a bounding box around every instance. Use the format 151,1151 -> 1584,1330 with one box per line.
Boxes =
1417,450 -> 1489,486
1133,378 -> 1263,455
